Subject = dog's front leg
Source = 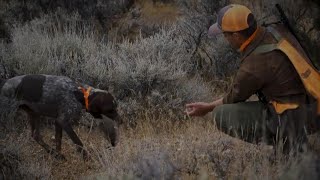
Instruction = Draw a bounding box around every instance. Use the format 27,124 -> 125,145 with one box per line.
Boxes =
56,101 -> 88,159
61,122 -> 88,159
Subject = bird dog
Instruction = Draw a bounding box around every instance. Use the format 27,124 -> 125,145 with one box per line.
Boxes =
0,74 -> 120,160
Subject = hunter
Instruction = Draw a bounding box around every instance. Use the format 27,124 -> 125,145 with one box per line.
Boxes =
185,4 -> 320,154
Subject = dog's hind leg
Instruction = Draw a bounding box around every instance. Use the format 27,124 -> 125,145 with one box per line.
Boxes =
27,110 -> 66,160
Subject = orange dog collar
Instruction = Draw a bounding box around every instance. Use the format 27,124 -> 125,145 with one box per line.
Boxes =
80,86 -> 92,111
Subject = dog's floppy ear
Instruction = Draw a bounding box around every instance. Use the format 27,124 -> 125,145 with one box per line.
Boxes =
100,114 -> 119,146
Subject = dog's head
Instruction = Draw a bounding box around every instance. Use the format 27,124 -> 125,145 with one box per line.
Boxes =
88,89 -> 120,146
88,89 -> 120,122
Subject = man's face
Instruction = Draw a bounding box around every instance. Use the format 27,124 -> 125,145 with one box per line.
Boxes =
223,32 -> 242,50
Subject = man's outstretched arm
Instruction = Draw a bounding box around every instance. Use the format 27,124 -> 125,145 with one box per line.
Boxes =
185,98 -> 223,117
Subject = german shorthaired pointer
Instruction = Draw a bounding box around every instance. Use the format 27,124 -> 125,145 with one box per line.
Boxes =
0,75 -> 120,160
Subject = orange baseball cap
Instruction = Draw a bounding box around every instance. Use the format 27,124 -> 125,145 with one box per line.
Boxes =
208,4 -> 255,37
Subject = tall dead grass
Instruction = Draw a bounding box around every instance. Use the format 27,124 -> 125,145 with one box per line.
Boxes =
86,117 -> 320,179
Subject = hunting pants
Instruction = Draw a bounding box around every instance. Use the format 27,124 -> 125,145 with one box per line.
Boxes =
212,101 -> 317,154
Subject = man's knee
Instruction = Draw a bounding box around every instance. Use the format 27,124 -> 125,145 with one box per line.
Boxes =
212,104 -> 234,132
211,102 -> 265,143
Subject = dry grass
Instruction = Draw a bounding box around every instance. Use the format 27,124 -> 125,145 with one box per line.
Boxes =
139,0 -> 182,24
107,0 -> 182,42
1,102 -> 320,179
4,113 -> 318,179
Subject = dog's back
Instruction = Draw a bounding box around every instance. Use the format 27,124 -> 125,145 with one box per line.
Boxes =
1,75 -> 81,117
40,75 -> 78,102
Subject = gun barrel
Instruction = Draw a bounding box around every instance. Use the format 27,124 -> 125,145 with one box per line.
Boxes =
275,4 -> 297,40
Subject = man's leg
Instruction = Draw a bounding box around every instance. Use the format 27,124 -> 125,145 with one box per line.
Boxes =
212,101 -> 267,143
272,105 -> 309,155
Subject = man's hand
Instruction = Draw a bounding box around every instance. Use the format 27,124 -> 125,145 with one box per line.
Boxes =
185,102 -> 215,117
185,98 -> 223,117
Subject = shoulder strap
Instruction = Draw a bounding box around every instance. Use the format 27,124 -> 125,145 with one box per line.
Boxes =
252,27 -> 282,55
253,44 -> 278,55
267,27 -> 282,41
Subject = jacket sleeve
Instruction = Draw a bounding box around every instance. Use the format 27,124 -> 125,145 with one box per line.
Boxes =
223,56 -> 266,104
